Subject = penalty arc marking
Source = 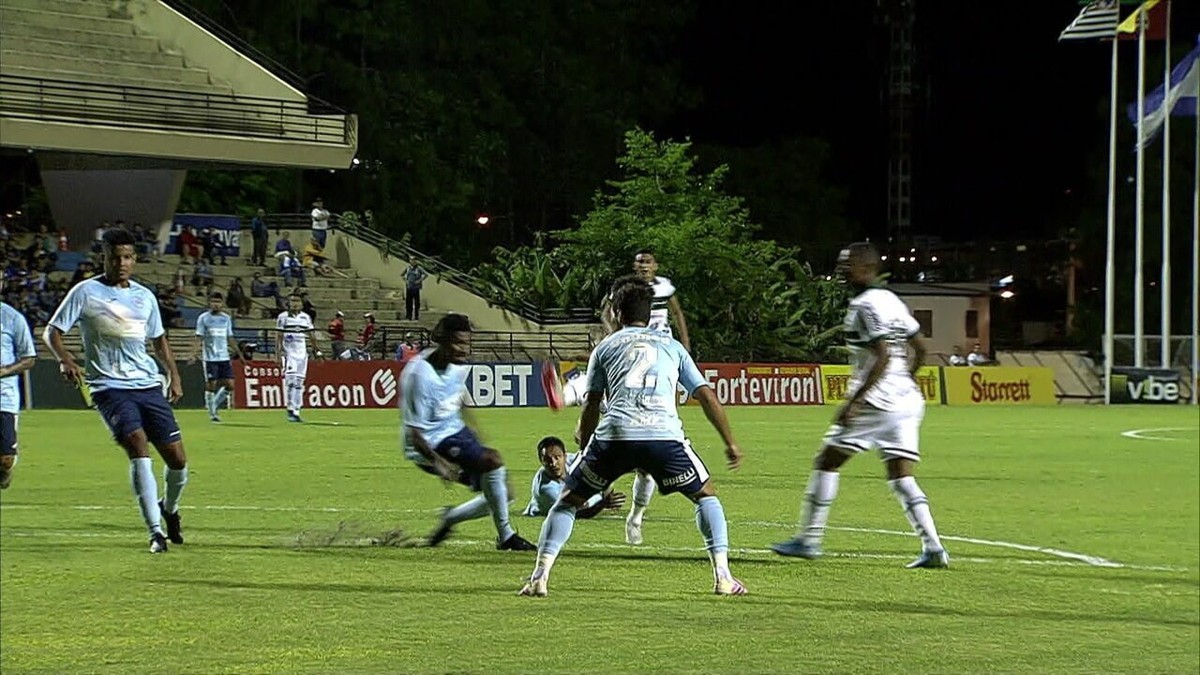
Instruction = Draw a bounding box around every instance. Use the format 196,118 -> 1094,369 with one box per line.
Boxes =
1120,427 -> 1197,441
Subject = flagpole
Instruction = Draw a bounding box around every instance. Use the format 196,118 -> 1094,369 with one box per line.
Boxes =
1134,10 -> 1147,368
1104,31 -> 1120,405
1159,0 -> 1171,368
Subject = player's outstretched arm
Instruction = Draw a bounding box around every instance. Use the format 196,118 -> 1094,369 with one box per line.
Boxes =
577,392 -> 603,450
907,334 -> 927,378
0,355 -> 35,379
42,326 -> 83,384
152,335 -> 184,403
693,386 -> 742,470
669,296 -> 690,352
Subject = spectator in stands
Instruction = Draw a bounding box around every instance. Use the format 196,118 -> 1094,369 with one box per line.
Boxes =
173,263 -> 188,295
274,231 -> 295,260
395,332 -> 419,364
36,224 -> 56,259
70,260 -> 96,287
302,238 -> 349,279
156,284 -> 184,328
251,208 -> 269,266
91,221 -> 110,253
57,228 -> 69,252
251,271 -> 284,311
405,263 -> 428,321
280,250 -> 306,288
948,346 -> 967,367
300,291 -> 317,322
358,313 -> 378,356
311,198 -> 330,248
967,342 -> 989,367
227,277 -> 252,317
131,223 -> 154,262
178,225 -> 201,264
192,259 -> 215,295
328,310 -> 348,359
199,227 -> 227,266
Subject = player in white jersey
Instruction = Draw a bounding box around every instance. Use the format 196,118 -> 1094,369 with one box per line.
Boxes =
520,277 -> 747,597
522,436 -> 625,518
401,314 -> 537,551
192,292 -> 241,422
771,242 -> 949,568
1,275 -> 38,489
275,294 -> 316,422
44,228 -> 189,553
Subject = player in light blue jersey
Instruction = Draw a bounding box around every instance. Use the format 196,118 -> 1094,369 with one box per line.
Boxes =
192,292 -> 241,422
400,313 -> 537,552
1,275 -> 38,489
520,277 -> 747,597
523,436 -> 625,518
44,228 -> 190,553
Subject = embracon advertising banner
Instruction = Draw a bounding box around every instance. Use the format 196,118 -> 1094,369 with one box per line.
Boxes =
941,367 -> 1056,405
234,360 -> 550,409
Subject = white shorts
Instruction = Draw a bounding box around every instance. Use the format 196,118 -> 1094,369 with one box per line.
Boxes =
281,354 -> 309,379
823,404 -> 923,462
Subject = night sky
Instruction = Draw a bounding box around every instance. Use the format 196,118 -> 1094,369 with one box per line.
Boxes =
664,1 -> 1200,242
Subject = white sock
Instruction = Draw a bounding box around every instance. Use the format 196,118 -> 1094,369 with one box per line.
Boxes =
293,378 -> 305,412
628,471 -> 654,524
532,552 -> 557,580
204,391 -> 214,415
796,470 -> 840,545
163,466 -> 188,514
129,457 -> 163,536
888,476 -> 944,553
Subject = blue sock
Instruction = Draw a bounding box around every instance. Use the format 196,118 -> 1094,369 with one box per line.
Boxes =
480,467 -> 515,542
538,501 -> 578,558
695,496 -> 729,554
213,387 -> 229,411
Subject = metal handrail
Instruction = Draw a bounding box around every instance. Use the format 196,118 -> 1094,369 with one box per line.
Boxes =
255,213 -> 599,325
0,74 -> 351,145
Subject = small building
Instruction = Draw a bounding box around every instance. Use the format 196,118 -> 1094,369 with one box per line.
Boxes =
890,282 -> 991,359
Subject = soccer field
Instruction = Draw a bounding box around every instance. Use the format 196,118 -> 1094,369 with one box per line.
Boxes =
1,406 -> 1197,674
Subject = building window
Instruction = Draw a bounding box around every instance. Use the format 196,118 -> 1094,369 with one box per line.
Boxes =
914,310 -> 933,337
965,310 -> 979,339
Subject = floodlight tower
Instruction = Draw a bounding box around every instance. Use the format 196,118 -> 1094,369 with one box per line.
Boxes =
877,0 -> 916,245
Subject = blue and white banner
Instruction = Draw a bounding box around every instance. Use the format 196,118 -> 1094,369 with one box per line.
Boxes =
166,214 -> 241,256
1127,34 -> 1200,148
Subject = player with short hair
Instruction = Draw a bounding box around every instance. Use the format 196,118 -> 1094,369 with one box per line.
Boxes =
43,228 -> 189,553
519,278 -> 747,597
523,436 -> 626,519
276,293 -> 315,423
402,313 -> 537,552
771,242 -> 949,568
192,292 -> 241,422
1,276 -> 37,489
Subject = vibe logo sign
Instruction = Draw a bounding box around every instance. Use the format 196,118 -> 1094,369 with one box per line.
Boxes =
1127,376 -> 1180,403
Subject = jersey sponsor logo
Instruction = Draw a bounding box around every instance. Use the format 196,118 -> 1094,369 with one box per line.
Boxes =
660,468 -> 696,487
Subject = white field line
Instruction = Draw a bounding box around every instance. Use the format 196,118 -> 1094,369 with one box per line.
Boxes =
1120,427 -> 1198,441
0,503 -> 1189,573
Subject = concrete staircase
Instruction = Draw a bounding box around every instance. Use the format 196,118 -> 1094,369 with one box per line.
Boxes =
0,0 -> 235,95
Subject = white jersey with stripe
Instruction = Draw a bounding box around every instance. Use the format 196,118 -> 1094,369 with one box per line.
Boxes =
648,276 -> 675,335
842,287 -> 923,412
275,311 -> 314,362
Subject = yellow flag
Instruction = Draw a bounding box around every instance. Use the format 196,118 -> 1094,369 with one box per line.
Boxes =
1117,0 -> 1162,34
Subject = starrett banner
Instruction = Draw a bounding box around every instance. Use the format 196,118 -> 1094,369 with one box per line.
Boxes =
942,367 -> 1056,405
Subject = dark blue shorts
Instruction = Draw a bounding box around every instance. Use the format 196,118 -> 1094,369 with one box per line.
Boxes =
420,427 -> 490,491
204,360 -> 234,381
0,412 -> 17,456
565,438 -> 711,499
92,388 -> 182,446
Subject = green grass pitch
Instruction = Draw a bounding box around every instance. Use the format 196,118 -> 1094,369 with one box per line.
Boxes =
1,405 -> 1197,674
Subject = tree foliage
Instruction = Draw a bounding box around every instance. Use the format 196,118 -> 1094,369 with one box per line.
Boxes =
474,130 -> 848,361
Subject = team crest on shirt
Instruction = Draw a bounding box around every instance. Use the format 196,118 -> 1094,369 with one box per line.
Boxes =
446,445 -> 461,458
131,296 -> 145,309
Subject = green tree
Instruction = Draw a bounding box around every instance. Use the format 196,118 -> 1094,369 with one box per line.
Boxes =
475,129 -> 848,361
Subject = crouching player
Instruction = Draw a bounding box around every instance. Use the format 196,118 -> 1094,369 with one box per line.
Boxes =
523,435 -> 626,519
401,313 -> 537,551
520,277 -> 747,597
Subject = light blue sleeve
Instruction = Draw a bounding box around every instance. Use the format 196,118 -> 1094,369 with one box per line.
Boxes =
585,345 -> 606,393
676,342 -> 707,395
12,313 -> 36,359
48,282 -> 88,334
145,289 -> 165,339
523,469 -> 562,517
